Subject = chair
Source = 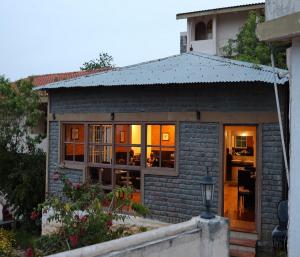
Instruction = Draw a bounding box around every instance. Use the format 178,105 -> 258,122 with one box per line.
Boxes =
272,200 -> 288,252
237,170 -> 251,215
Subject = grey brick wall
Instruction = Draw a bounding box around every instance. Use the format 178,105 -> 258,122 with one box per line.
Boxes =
144,122 -> 219,223
48,122 -> 83,196
261,123 -> 284,242
50,84 -> 281,114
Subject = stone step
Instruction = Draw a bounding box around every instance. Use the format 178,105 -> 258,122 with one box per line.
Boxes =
230,249 -> 256,257
230,238 -> 256,253
230,230 -> 258,241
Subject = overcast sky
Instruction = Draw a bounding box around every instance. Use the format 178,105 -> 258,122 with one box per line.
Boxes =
1,0 -> 263,80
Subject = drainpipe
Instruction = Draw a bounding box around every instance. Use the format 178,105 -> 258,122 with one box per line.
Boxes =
270,45 -> 290,187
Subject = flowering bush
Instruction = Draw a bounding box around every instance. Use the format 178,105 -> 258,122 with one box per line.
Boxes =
0,228 -> 15,257
32,173 -> 148,255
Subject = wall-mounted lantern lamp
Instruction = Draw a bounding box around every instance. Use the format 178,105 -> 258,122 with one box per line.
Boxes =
200,171 -> 215,219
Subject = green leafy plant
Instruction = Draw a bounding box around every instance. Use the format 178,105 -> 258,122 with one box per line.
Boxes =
80,52 -> 114,70
222,11 -> 287,69
32,173 -> 148,254
0,76 -> 45,231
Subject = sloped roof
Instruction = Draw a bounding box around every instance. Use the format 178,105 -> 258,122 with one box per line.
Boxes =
35,52 -> 288,91
176,2 -> 265,20
28,68 -> 111,87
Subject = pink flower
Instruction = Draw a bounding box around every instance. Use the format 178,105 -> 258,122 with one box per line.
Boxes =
69,234 -> 79,248
80,215 -> 88,223
73,183 -> 81,189
106,220 -> 113,228
30,211 -> 39,221
26,247 -> 33,257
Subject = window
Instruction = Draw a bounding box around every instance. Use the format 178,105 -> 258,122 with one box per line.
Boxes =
63,122 -> 177,201
115,125 -> 141,166
63,124 -> 85,162
195,21 -> 207,41
89,167 -> 112,187
88,125 -> 112,164
195,20 -> 213,41
235,136 -> 247,148
146,125 -> 176,168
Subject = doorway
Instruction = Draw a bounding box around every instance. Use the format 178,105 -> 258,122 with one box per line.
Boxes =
223,125 -> 257,232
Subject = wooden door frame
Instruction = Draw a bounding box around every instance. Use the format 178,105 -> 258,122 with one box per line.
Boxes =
219,123 -> 262,238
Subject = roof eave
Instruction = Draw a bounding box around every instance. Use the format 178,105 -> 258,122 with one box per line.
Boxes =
176,3 -> 265,20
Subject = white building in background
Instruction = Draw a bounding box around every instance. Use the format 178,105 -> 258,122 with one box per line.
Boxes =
177,3 -> 264,55
257,0 -> 300,256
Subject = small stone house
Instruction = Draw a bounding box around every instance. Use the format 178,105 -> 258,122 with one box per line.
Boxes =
37,52 -> 289,245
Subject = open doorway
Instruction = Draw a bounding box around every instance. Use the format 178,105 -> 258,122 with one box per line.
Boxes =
223,125 -> 257,232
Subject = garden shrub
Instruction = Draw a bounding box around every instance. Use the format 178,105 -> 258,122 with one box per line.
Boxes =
0,228 -> 16,257
0,149 -> 45,231
0,76 -> 46,232
32,173 -> 149,255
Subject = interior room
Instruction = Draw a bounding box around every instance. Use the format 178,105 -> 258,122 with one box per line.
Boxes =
223,125 -> 257,232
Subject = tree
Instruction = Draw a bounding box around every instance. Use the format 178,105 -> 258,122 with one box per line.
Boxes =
80,52 -> 114,71
0,76 -> 45,231
222,11 -> 287,69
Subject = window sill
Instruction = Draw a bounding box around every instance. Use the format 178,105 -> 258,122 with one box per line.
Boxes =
142,167 -> 178,176
60,161 -> 85,170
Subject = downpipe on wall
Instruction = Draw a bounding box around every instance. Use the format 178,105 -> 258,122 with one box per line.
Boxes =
270,44 -> 290,187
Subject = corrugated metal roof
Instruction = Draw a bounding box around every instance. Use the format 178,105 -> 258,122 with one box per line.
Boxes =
35,52 -> 288,90
176,2 -> 265,20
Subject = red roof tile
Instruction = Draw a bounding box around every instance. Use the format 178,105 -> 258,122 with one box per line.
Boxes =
28,68 -> 111,87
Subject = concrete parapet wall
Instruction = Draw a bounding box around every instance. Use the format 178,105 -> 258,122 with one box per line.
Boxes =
46,216 -> 229,257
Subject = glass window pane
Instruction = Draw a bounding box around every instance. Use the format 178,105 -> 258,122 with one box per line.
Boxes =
147,125 -> 160,146
115,169 -> 129,187
89,145 -> 100,163
128,170 -> 141,191
129,147 -> 141,166
64,143 -> 74,161
101,146 -> 112,164
161,148 -> 175,168
146,147 -> 160,167
115,146 -> 128,165
100,168 -> 112,186
89,125 -> 112,144
115,125 -> 129,144
65,124 -> 84,143
88,168 -> 112,186
74,144 -> 84,162
88,167 -> 100,184
114,169 -> 141,203
89,145 -> 112,164
161,125 -> 175,146
130,125 -> 141,145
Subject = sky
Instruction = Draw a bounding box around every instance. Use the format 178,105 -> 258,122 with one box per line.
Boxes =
1,0 -> 263,81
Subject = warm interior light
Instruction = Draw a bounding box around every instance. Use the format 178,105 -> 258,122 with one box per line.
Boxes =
131,125 -> 141,154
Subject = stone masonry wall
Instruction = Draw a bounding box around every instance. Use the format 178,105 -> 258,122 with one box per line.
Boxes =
49,84 -> 281,114
144,122 -> 219,223
261,123 -> 284,242
48,122 -> 83,196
